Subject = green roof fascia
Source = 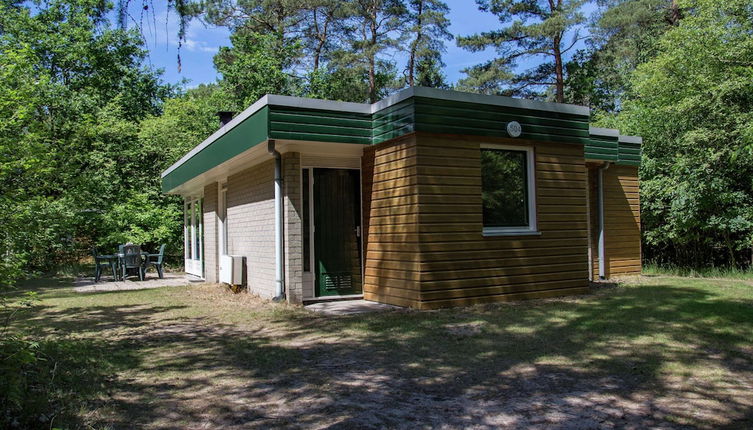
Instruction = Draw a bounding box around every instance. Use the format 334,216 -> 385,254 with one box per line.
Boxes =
269,105 -> 372,144
161,106 -> 269,193
162,88 -> 599,193
370,87 -> 591,144
372,98 -> 416,144
616,135 -> 642,166
585,127 -> 620,162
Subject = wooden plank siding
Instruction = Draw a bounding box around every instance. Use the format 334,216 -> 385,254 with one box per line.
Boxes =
362,132 -> 591,309
413,134 -> 590,309
603,165 -> 641,276
362,135 -> 423,308
587,165 -> 600,279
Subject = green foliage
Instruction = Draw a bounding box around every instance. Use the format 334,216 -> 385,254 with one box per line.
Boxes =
564,0 -> 678,112
305,67 -> 378,102
139,84 -> 233,161
457,0 -> 587,102
99,191 -> 183,252
0,197 -> 78,274
342,0 -> 408,102
197,0 -> 408,103
563,50 -> 618,111
0,0 -> 177,286
415,53 -> 449,88
404,0 -> 452,88
214,29 -> 303,107
481,149 -> 528,227
319,55 -> 400,102
0,288 -> 44,428
643,263 -> 753,280
607,0 -> 753,267
0,334 -> 121,429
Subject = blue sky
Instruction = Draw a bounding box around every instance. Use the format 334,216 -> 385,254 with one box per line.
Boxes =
132,1 -> 595,89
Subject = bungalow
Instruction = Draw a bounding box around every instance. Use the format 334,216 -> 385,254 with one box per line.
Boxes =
161,87 -> 641,309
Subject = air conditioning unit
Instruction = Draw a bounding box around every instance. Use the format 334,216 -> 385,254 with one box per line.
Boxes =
219,255 -> 245,285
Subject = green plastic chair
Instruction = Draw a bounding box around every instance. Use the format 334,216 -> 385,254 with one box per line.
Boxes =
92,247 -> 116,282
121,244 -> 145,281
145,244 -> 166,279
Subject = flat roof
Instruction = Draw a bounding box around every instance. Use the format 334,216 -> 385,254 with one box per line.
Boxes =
162,87 -> 590,179
589,127 -> 620,137
619,135 -> 643,144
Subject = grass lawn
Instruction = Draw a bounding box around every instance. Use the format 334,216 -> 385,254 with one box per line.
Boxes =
4,275 -> 753,429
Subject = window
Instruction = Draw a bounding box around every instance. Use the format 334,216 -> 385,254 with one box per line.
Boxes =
481,145 -> 537,235
194,199 -> 203,259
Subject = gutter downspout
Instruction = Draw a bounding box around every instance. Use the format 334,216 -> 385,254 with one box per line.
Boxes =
597,162 -> 611,280
268,140 -> 285,301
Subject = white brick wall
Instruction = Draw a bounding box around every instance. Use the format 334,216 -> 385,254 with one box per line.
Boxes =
203,183 -> 218,283
226,159 -> 276,298
283,152 -> 303,303
215,154 -> 305,303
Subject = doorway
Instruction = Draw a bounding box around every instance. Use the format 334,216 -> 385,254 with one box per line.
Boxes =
184,197 -> 203,278
310,168 -> 363,297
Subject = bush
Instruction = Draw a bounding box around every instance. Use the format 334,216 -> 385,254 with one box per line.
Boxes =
0,336 -> 114,429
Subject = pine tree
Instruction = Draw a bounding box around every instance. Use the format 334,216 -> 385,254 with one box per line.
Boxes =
347,0 -> 408,103
457,0 -> 587,102
201,0 -> 310,69
404,0 -> 452,88
301,0 -> 350,71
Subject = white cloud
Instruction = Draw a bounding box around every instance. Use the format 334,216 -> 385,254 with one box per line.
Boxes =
183,38 -> 219,53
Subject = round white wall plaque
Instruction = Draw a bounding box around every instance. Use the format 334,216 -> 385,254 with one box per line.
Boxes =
506,121 -> 522,138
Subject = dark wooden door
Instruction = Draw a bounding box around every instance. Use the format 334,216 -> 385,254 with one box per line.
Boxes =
314,168 -> 362,297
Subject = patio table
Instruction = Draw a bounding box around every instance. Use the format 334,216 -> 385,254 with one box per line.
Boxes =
115,249 -> 149,280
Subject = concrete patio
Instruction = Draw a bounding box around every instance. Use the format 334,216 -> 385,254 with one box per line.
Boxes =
74,272 -> 204,293
305,299 -> 401,315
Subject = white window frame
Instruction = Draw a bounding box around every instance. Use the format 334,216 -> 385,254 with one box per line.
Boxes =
480,144 -> 539,236
218,181 -> 228,256
184,196 -> 204,277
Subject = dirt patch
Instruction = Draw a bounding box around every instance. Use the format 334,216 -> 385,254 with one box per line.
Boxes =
444,321 -> 486,337
20,278 -> 753,429
99,318 -> 750,429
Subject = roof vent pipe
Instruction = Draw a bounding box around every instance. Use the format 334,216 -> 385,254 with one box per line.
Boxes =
268,140 -> 285,301
217,111 -> 235,127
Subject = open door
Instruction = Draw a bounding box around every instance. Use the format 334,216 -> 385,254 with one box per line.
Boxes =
313,168 -> 363,297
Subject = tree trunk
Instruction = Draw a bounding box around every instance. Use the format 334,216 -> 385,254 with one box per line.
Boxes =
408,0 -> 424,87
313,9 -> 321,71
668,0 -> 682,26
553,34 -> 564,103
368,17 -> 378,103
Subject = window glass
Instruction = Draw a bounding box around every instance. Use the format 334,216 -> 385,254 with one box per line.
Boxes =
186,201 -> 192,259
195,199 -> 202,260
481,148 -> 529,228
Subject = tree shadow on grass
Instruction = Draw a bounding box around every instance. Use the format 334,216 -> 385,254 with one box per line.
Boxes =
7,280 -> 753,429
268,283 -> 753,428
